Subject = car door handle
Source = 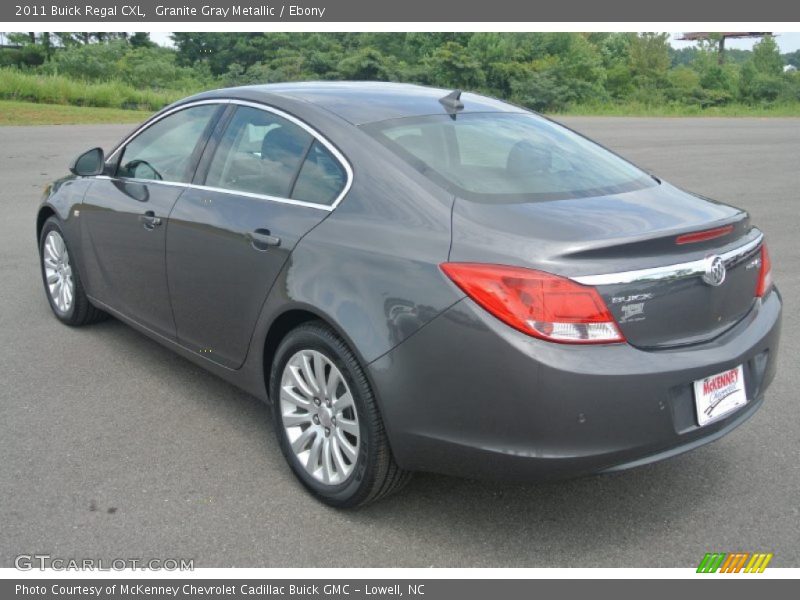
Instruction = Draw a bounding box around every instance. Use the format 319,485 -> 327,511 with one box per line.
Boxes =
140,210 -> 162,230
247,228 -> 281,251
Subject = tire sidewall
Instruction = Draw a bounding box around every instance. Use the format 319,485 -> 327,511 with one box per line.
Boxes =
270,325 -> 374,506
39,218 -> 76,322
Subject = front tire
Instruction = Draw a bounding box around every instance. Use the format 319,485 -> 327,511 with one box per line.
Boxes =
39,216 -> 107,326
270,321 -> 411,507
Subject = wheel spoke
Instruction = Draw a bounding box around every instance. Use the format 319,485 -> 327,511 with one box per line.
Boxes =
280,385 -> 312,409
337,417 -> 359,437
282,411 -> 312,427
321,437 -> 334,483
331,436 -> 349,475
306,432 -> 323,471
298,353 -> 320,395
46,272 -> 59,284
325,367 -> 341,398
333,391 -> 354,413
45,236 -> 57,261
335,429 -> 358,461
313,352 -> 328,394
288,365 -> 315,399
290,427 -> 316,454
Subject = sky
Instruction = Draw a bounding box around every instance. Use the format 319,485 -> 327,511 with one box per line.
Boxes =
149,31 -> 800,53
669,32 -> 800,53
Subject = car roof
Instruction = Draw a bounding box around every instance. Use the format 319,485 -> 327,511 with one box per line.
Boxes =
191,81 -> 524,125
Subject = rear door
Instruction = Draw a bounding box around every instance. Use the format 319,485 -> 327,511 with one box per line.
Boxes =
81,103 -> 222,337
166,103 -> 349,368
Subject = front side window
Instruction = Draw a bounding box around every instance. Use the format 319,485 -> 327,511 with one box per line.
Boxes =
116,104 -> 218,183
205,106 -> 312,198
364,113 -> 656,201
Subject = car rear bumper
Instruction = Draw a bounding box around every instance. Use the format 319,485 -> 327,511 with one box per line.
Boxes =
368,289 -> 781,480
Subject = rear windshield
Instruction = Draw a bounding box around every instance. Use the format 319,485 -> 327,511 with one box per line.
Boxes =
363,112 -> 656,201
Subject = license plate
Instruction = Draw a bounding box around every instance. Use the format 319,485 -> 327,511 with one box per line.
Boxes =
694,365 -> 747,427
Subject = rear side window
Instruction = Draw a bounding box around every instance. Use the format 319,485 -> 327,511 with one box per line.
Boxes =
205,106 -> 312,198
291,141 -> 347,206
117,104 -> 218,183
364,113 -> 656,202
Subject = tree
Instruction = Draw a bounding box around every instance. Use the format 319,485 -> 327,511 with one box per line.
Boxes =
129,33 -> 155,49
628,32 -> 670,85
423,41 -> 486,88
752,35 -> 783,76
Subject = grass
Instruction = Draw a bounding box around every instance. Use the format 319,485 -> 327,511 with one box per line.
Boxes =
553,101 -> 800,117
1,66 -> 798,125
0,68 -> 193,111
0,100 -> 152,125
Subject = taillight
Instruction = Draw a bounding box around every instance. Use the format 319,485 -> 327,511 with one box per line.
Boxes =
440,263 -> 625,344
756,244 -> 773,297
675,225 -> 734,245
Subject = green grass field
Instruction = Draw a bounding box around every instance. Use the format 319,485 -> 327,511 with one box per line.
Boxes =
0,100 -> 152,125
557,102 -> 800,117
1,98 -> 799,127
0,68 -> 192,112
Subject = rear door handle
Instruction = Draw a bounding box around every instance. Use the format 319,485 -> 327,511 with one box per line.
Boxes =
140,210 -> 162,230
247,228 -> 281,251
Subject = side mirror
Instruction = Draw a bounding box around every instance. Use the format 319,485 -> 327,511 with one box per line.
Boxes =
69,147 -> 105,176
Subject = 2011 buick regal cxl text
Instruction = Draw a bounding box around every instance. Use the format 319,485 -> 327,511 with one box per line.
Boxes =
37,82 -> 782,507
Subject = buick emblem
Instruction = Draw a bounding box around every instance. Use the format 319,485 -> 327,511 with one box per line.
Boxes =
702,255 -> 726,287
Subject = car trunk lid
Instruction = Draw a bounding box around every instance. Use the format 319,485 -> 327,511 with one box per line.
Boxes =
449,182 -> 762,348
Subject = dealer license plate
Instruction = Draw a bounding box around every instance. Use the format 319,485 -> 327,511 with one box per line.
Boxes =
694,365 -> 747,427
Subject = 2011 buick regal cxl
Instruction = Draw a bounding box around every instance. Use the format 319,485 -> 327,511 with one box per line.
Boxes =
37,82 -> 782,507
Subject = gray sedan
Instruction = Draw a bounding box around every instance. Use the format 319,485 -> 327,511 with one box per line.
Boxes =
37,82 -> 782,507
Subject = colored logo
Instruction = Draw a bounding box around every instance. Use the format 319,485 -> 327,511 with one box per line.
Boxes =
697,552 -> 773,573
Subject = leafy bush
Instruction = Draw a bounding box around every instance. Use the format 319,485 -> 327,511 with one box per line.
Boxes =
0,46 -> 46,68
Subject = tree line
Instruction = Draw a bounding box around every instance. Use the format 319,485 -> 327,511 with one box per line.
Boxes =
2,32 -> 799,112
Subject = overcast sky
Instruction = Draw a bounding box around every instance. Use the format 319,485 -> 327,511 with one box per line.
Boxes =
149,31 -> 800,53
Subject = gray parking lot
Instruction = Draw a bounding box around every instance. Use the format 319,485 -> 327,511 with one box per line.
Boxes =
1,117 -> 798,568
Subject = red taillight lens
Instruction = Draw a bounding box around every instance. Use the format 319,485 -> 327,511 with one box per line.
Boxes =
756,244 -> 773,297
440,263 -> 625,344
675,225 -> 734,245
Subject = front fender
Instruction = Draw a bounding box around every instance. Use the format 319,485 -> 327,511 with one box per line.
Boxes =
36,175 -> 94,287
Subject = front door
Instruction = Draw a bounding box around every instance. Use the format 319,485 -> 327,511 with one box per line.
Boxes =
80,103 -> 222,338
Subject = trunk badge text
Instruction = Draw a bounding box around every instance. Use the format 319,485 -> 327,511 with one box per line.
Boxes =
702,255 -> 727,287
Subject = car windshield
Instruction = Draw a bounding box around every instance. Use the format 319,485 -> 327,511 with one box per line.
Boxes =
363,112 -> 657,201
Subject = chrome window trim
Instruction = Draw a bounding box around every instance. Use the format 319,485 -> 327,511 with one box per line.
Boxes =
101,98 -> 353,212
93,176 -> 337,212
572,233 -> 763,286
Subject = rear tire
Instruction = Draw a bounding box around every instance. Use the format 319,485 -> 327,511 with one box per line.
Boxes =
39,216 -> 107,326
270,321 -> 411,507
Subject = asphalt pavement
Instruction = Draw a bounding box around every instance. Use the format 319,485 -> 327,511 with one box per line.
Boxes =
1,117 -> 798,567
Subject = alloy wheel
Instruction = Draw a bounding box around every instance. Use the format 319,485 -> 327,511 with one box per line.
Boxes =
279,349 -> 361,485
42,230 -> 74,313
